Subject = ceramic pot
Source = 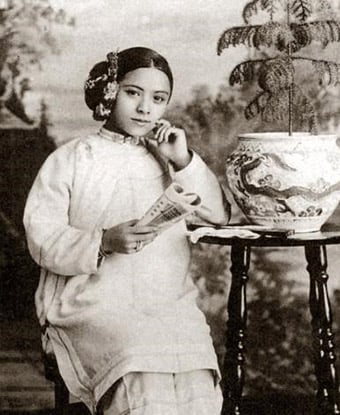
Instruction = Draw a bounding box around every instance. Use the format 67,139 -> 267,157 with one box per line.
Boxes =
226,132 -> 340,232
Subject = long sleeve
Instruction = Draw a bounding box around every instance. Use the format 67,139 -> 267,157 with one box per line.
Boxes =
169,151 -> 230,225
23,141 -> 102,276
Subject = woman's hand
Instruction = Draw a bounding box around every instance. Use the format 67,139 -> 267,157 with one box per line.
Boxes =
102,220 -> 158,254
149,119 -> 192,170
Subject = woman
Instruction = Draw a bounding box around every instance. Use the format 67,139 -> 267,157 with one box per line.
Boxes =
24,46 -> 230,414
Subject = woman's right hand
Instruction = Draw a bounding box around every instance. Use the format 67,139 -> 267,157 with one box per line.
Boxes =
101,219 -> 158,254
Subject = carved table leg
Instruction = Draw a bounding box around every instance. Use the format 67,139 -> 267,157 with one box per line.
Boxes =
305,244 -> 340,415
222,243 -> 251,415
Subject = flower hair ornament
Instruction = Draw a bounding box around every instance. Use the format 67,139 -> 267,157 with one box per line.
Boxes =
84,50 -> 119,121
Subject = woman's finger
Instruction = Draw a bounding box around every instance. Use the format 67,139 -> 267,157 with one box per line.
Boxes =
156,119 -> 171,129
134,235 -> 156,244
132,224 -> 158,234
162,127 -> 178,143
127,239 -> 147,254
155,124 -> 169,143
126,219 -> 139,226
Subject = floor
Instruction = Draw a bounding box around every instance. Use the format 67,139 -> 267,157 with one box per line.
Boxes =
0,318 -> 55,413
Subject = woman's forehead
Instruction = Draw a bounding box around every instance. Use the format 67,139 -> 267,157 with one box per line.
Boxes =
121,67 -> 171,93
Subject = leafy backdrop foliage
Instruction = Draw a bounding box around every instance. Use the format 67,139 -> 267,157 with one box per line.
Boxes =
0,0 -> 73,123
2,0 -> 340,399
0,0 -> 71,320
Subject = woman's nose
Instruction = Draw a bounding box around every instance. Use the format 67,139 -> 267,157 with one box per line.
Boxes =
137,98 -> 151,114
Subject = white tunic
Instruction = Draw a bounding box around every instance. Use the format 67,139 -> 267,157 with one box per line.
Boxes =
23,129 -> 228,412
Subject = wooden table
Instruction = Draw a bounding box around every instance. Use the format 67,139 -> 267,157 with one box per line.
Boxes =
193,224 -> 340,415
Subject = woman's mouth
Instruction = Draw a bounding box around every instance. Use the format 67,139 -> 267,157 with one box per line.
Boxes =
131,118 -> 151,126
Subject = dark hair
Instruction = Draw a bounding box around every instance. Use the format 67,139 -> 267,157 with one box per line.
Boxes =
85,47 -> 173,121
116,47 -> 173,91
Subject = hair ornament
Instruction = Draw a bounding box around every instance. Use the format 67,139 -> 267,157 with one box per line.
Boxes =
84,73 -> 108,90
95,102 -> 112,119
107,50 -> 119,80
84,49 -> 120,121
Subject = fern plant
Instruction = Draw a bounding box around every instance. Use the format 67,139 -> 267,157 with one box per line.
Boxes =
217,0 -> 340,135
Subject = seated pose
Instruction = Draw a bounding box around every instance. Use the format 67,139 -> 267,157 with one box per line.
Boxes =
24,46 -> 230,415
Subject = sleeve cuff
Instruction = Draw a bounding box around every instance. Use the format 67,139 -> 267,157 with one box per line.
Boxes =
168,150 -> 205,183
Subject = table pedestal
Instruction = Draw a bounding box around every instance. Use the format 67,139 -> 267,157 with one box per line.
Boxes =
222,244 -> 250,415
306,245 -> 340,415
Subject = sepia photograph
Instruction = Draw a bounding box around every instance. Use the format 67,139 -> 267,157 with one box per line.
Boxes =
2,1 -> 340,414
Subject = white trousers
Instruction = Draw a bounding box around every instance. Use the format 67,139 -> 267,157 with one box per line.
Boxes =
98,370 -> 223,415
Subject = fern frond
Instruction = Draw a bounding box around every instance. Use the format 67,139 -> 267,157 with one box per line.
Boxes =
311,20 -> 340,47
291,0 -> 313,23
217,22 -> 293,54
291,21 -> 340,50
230,60 -> 264,85
290,23 -> 312,51
243,0 -> 277,24
260,86 -> 317,132
257,22 -> 293,50
244,91 -> 270,119
262,92 -> 288,122
262,0 -> 277,18
310,59 -> 340,85
217,25 -> 260,54
243,0 -> 260,24
292,84 -> 317,133
258,57 -> 294,92
308,106 -> 318,134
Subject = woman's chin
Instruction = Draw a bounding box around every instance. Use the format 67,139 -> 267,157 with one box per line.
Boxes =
125,126 -> 153,138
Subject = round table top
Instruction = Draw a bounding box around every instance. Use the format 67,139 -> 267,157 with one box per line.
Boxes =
189,223 -> 340,247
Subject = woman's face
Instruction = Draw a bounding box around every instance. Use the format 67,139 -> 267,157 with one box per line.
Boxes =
108,67 -> 171,137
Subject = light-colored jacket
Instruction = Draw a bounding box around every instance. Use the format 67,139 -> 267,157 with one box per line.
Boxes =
23,129 -> 229,412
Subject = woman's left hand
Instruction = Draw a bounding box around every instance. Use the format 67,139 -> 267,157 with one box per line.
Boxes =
149,119 -> 192,170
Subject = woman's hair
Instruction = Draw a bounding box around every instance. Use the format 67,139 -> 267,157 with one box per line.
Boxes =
84,47 -> 173,121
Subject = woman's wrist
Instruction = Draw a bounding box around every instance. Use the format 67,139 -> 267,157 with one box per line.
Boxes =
170,150 -> 192,171
99,229 -> 113,257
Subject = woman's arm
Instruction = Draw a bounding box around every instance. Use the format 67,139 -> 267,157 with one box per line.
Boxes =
169,151 -> 231,226
23,141 -> 102,276
147,121 -> 231,226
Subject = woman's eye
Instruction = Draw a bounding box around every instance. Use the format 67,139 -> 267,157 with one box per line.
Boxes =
126,89 -> 139,96
154,95 -> 166,103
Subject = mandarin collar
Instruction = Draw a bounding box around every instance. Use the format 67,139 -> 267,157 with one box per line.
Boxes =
98,127 -> 146,146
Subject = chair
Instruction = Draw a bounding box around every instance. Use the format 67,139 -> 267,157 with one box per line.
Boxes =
43,351 -> 70,415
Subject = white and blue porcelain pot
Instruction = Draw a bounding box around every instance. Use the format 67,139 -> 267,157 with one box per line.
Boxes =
226,132 -> 340,232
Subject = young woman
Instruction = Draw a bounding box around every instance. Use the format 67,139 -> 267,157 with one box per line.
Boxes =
24,46 -> 230,414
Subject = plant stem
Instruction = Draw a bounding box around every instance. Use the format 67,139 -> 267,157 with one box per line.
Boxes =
287,1 -> 293,136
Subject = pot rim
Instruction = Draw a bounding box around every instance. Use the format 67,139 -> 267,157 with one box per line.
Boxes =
238,132 -> 338,140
